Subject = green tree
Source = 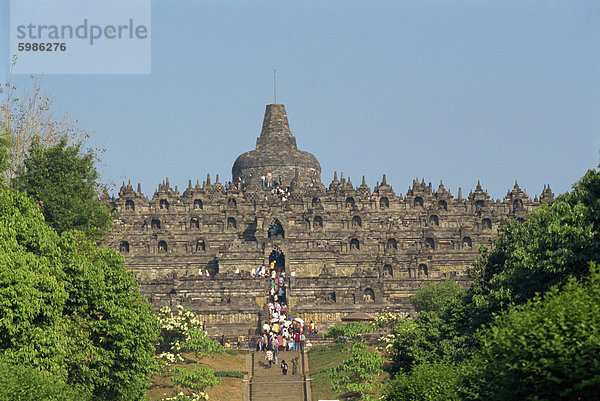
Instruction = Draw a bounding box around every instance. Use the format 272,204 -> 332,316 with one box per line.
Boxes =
60,233 -> 160,400
384,360 -> 462,401
378,281 -> 470,376
0,188 -> 159,400
330,342 -> 384,400
0,358 -> 79,401
171,366 -> 220,395
382,162 -> 600,399
463,165 -> 600,332
181,328 -> 225,360
410,280 -> 464,313
325,323 -> 383,400
12,137 -> 112,241
0,189 -> 71,379
463,264 -> 600,401
324,322 -> 374,343
384,311 -> 471,375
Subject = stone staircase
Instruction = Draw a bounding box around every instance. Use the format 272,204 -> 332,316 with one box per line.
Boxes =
246,263 -> 311,401
248,349 -> 309,401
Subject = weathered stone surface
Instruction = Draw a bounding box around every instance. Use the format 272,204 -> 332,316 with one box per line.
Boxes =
232,104 -> 321,188
106,104 -> 554,335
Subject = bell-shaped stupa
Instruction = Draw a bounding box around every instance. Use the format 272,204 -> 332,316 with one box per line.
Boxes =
232,104 -> 321,187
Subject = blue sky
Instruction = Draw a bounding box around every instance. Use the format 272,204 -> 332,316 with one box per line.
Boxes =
2,0 -> 599,199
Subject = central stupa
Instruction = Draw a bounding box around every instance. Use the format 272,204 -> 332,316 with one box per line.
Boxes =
232,104 -> 321,187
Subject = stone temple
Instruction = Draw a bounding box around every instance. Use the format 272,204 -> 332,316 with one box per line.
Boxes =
105,104 -> 554,335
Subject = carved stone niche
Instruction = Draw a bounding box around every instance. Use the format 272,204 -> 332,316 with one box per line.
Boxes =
321,291 -> 337,303
363,288 -> 375,303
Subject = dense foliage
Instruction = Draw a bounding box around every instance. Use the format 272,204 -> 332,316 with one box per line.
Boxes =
0,358 -> 79,401
464,166 -> 600,332
409,280 -> 464,313
12,138 -> 112,241
1,80 -> 162,400
465,265 -> 600,401
0,189 -> 159,400
384,360 -> 462,401
382,163 -> 600,400
324,322 -> 383,400
330,342 -> 384,400
324,321 -> 375,342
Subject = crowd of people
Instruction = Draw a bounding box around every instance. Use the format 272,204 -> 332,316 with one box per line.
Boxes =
268,185 -> 292,202
214,244 -> 320,377
249,301 -> 318,375
259,171 -> 292,201
246,247 -> 318,375
223,175 -> 249,192
250,246 -> 290,281
221,168 -> 320,198
219,170 -> 302,202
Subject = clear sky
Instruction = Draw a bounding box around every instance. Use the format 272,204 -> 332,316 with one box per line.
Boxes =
1,0 -> 599,200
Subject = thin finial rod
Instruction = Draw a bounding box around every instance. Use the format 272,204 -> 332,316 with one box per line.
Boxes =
274,68 -> 277,104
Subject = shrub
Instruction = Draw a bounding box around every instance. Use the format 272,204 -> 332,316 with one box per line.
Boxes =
0,359 -> 82,401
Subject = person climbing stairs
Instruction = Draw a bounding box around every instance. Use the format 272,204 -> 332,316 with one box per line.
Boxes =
249,349 -> 308,401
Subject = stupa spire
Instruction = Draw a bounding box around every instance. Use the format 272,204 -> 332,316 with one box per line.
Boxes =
232,103 -> 321,188
255,104 -> 296,151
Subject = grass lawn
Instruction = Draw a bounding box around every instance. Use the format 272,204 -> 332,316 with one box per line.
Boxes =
147,351 -> 246,401
308,344 -> 389,401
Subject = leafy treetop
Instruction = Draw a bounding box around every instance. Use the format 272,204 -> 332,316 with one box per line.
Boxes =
12,137 -> 111,241
0,188 -> 159,401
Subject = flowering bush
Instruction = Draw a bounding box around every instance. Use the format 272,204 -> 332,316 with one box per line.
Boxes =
373,308 -> 408,356
155,306 -> 225,401
376,333 -> 397,354
158,305 -> 203,353
156,305 -> 223,364
373,308 -> 404,329
156,351 -> 183,364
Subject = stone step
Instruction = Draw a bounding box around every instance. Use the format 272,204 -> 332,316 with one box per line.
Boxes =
252,351 -> 303,376
249,286 -> 307,401
249,349 -> 306,401
250,383 -> 304,401
251,377 -> 305,383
